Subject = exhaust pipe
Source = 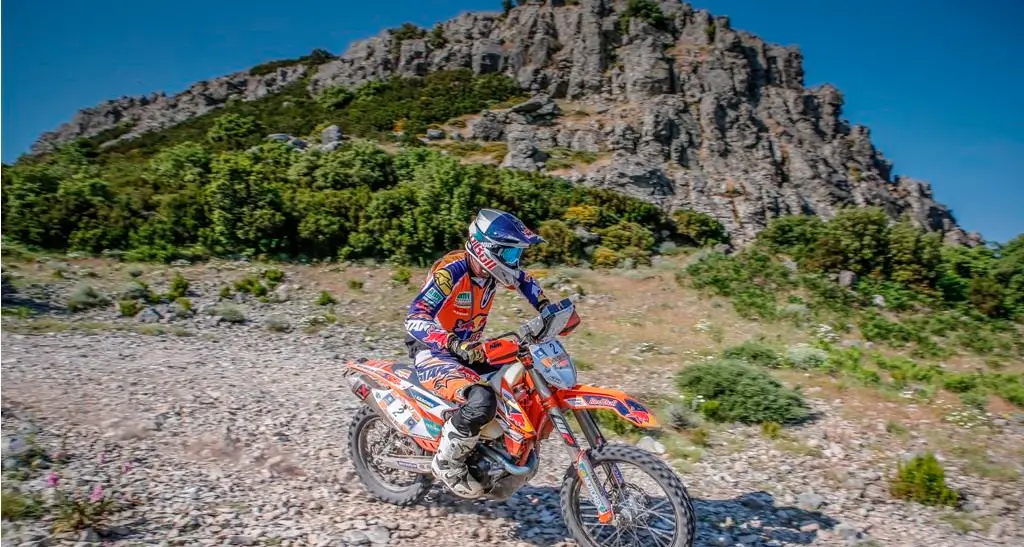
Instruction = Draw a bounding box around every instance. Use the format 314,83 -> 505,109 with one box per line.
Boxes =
477,444 -> 538,476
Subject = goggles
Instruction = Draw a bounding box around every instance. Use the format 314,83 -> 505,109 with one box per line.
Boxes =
494,245 -> 524,267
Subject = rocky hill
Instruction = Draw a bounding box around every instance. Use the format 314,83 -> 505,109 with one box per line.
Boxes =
26,0 -> 974,244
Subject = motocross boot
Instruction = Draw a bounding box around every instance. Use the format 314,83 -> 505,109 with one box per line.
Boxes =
432,420 -> 484,498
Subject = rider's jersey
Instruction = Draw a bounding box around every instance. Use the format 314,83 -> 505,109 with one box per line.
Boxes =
405,250 -> 548,355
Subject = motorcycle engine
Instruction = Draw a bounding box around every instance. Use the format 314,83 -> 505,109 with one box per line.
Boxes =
465,445 -> 539,501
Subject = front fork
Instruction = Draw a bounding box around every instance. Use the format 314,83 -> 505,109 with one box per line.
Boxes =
530,370 -> 622,524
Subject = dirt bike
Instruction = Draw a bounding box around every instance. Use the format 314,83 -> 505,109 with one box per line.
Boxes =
343,296 -> 695,547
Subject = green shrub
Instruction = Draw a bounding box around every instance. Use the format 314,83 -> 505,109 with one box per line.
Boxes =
167,273 -> 189,299
127,266 -> 145,278
591,409 -> 644,437
760,421 -> 782,439
317,291 -> 337,305
891,452 -> 959,506
943,373 -> 980,394
264,314 -> 291,332
263,268 -> 285,286
722,341 -> 781,368
234,276 -> 268,297
67,285 -> 109,312
215,305 -> 246,323
1,489 -> 47,520
959,391 -> 988,411
591,247 -> 620,269
597,221 -> 655,252
219,286 -> 233,299
688,426 -> 710,446
118,299 -> 140,317
348,279 -> 364,291
618,0 -> 669,32
673,210 -> 728,247
174,297 -> 193,313
392,267 -> 412,285
530,220 -> 583,265
676,359 -> 808,424
784,344 -> 828,370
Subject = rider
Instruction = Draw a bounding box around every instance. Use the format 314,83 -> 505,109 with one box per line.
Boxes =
404,209 -> 579,497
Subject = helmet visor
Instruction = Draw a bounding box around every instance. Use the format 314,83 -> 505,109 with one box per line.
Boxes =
495,245 -> 524,267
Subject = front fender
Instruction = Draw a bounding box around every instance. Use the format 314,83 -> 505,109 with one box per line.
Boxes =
555,386 -> 658,428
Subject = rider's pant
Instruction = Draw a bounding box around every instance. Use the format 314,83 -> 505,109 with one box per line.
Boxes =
414,350 -> 497,436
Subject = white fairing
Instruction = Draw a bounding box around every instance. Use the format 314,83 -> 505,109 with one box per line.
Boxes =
529,339 -> 578,389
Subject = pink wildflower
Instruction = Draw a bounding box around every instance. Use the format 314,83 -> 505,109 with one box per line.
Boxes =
122,462 -> 133,474
89,484 -> 104,503
98,451 -> 106,464
46,472 -> 60,487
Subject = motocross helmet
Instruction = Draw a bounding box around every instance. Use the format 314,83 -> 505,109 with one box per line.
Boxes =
466,209 -> 544,288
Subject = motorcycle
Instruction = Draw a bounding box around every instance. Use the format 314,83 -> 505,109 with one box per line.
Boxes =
343,296 -> 695,547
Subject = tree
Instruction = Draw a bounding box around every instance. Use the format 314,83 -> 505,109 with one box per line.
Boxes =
207,114 -> 264,150
673,210 -> 728,247
316,86 -> 355,111
806,207 -> 890,277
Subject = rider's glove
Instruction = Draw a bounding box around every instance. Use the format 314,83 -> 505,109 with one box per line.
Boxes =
447,336 -> 486,365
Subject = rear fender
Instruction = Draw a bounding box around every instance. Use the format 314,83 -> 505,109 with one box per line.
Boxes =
344,362 -> 445,444
555,386 -> 658,428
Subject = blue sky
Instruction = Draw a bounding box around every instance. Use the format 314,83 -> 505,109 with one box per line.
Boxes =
3,0 -> 1022,242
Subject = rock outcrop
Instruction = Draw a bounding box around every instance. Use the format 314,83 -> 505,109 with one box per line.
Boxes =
26,0 -> 974,244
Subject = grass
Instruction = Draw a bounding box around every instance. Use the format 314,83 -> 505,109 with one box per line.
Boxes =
1,489 -> 47,520
316,290 -> 337,306
940,513 -> 996,534
2,317 -> 193,337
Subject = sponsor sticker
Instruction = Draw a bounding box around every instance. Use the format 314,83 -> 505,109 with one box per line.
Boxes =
405,319 -> 435,332
434,269 -> 454,295
423,287 -> 444,307
455,292 -> 472,307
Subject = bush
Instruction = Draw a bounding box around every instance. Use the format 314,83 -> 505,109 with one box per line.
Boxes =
263,268 -> 285,286
392,267 -> 411,285
127,266 -> 144,278
784,344 -> 828,370
591,247 -> 620,269
316,291 -> 337,306
618,0 -> 669,32
1,489 -> 47,520
722,341 -> 781,368
215,305 -> 246,323
891,452 -> 959,506
265,314 -> 291,332
591,409 -> 644,437
67,285 -> 109,312
118,299 -> 140,317
676,359 -> 808,424
760,421 -> 782,439
219,286 -> 233,299
673,210 -> 728,247
167,273 -> 189,299
174,297 -> 193,313
348,279 -> 364,291
597,221 -> 655,252
234,276 -> 268,297
530,220 -> 583,265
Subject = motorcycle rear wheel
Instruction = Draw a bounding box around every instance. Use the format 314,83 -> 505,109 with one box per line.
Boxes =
347,406 -> 432,506
560,443 -> 696,547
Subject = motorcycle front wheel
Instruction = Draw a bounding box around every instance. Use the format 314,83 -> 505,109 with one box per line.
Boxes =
560,443 -> 696,547
347,406 -> 433,506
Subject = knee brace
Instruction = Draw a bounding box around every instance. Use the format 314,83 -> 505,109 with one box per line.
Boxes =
450,385 -> 497,436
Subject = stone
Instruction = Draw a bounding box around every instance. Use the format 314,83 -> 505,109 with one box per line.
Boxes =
838,270 -> 857,288
342,531 -> 370,545
872,294 -> 886,308
363,525 -> 390,544
137,307 -> 162,324
227,536 -> 256,546
636,436 -> 666,454
320,125 -> 342,145
425,128 -> 445,140
797,492 -> 826,511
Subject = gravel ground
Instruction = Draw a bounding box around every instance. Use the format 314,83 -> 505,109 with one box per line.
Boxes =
2,263 -> 1021,547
